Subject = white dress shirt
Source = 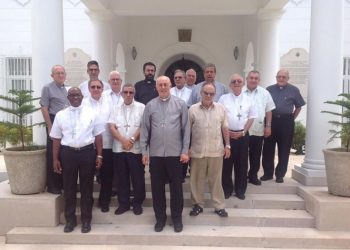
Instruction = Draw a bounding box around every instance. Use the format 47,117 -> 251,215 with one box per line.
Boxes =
108,100 -> 145,154
82,95 -> 113,149
50,105 -> 105,147
243,86 -> 276,136
218,92 -> 257,131
170,86 -> 192,106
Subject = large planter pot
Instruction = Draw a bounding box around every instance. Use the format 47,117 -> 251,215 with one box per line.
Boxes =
3,148 -> 46,195
323,148 -> 350,197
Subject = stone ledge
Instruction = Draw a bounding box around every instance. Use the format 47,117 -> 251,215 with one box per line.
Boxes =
298,185 -> 350,231
0,181 -> 63,235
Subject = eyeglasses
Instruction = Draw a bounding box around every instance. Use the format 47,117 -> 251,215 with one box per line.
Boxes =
231,79 -> 243,84
110,78 -> 121,81
123,91 -> 134,95
174,76 -> 183,79
90,85 -> 102,89
203,91 -> 215,97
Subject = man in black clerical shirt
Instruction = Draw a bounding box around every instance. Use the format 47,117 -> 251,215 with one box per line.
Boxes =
134,62 -> 158,105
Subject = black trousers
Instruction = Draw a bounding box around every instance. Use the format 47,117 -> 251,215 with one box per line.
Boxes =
46,114 -> 63,191
248,135 -> 264,180
114,152 -> 145,209
262,114 -> 295,178
98,149 -> 114,207
60,144 -> 95,224
222,133 -> 249,196
149,157 -> 183,223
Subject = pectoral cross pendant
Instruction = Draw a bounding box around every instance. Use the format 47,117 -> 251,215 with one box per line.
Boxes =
237,113 -> 242,120
124,124 -> 130,132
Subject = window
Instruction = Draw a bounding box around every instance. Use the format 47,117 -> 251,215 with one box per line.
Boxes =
5,57 -> 32,125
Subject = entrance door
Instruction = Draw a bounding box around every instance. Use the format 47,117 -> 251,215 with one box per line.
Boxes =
164,58 -> 204,86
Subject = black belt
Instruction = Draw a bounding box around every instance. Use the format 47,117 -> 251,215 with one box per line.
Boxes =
229,129 -> 244,132
62,144 -> 94,151
272,113 -> 293,118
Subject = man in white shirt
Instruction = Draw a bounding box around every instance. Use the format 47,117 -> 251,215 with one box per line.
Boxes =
82,79 -> 114,213
244,70 -> 275,186
218,74 -> 257,200
185,68 -> 197,90
50,87 -> 104,234
109,83 -> 146,216
79,60 -> 110,98
170,69 -> 192,106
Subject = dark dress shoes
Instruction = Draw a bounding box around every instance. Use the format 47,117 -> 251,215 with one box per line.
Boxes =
236,193 -> 246,200
173,221 -> 183,233
64,221 -> 76,233
115,206 -> 130,215
276,177 -> 284,183
100,206 -> 109,213
249,178 -> 262,186
260,175 -> 273,181
47,188 -> 62,195
224,193 -> 231,199
133,206 -> 143,215
154,221 -> 166,232
81,222 -> 91,233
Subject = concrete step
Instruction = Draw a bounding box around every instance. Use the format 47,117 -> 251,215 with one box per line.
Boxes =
7,225 -> 350,249
81,192 -> 305,210
88,178 -> 299,194
60,207 -> 314,228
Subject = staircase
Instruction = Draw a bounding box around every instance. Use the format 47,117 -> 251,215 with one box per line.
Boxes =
5,176 -> 350,249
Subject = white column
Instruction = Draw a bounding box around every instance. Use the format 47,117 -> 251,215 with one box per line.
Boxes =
257,9 -> 284,87
87,10 -> 114,81
292,0 -> 343,186
31,0 -> 64,145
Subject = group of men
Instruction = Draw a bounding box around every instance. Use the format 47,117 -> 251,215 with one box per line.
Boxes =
40,60 -> 305,234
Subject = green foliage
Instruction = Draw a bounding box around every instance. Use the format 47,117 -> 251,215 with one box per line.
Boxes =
0,89 -> 41,151
321,93 -> 350,152
292,121 -> 306,155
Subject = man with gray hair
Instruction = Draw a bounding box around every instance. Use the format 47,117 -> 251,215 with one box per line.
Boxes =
185,68 -> 197,90
141,76 -> 190,233
40,64 -> 69,194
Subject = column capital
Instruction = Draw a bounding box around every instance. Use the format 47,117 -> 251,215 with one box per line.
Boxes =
257,9 -> 285,21
86,10 -> 115,22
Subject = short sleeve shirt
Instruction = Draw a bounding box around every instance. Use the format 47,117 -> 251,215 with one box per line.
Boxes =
39,81 -> 69,115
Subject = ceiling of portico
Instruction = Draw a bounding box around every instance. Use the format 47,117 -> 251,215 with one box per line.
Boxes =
81,0 -> 288,16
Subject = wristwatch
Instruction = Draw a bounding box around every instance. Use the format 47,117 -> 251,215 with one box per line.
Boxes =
242,130 -> 246,136
130,136 -> 135,144
225,145 -> 231,149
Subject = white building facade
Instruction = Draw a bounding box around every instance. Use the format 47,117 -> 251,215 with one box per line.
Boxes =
0,0 -> 348,186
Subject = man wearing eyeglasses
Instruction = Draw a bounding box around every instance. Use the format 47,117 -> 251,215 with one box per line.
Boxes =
109,83 -> 146,216
79,60 -> 110,98
170,69 -> 192,106
82,79 -> 114,213
261,69 -> 305,183
218,74 -> 257,200
188,82 -> 231,218
188,63 -> 228,106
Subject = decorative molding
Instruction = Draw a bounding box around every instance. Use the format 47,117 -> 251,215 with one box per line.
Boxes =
289,0 -> 305,6
67,0 -> 81,7
14,0 -> 31,6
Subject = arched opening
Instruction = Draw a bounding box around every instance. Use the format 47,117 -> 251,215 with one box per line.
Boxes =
162,55 -> 204,86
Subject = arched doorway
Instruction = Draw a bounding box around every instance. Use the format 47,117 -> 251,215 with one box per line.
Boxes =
164,57 -> 204,86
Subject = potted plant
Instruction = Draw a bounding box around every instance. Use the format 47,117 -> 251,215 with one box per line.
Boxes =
0,89 -> 46,195
322,93 -> 350,197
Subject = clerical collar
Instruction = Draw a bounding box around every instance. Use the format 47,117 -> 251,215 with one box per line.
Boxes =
160,96 -> 171,102
89,96 -> 101,104
54,81 -> 65,88
123,100 -> 134,107
69,105 -> 82,111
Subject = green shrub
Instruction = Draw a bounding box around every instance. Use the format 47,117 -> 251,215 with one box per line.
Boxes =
292,121 -> 306,155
